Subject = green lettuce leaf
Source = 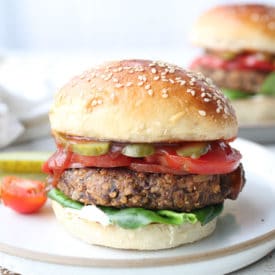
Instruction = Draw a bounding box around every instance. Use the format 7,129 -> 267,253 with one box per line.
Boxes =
222,88 -> 253,100
48,188 -> 223,229
260,73 -> 275,95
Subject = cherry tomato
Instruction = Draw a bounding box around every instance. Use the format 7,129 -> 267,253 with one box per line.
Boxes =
1,176 -> 47,214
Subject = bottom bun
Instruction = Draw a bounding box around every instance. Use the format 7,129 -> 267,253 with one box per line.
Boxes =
232,96 -> 275,126
51,200 -> 217,250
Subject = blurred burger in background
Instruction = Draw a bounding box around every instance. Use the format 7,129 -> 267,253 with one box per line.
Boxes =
190,4 -> 275,126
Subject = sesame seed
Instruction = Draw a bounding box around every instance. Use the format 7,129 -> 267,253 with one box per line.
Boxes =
187,88 -> 195,96
169,79 -> 175,84
137,82 -> 144,86
168,68 -> 175,74
189,81 -> 195,86
179,80 -> 186,86
149,63 -> 155,67
80,75 -> 85,79
112,78 -> 119,83
203,98 -> 211,102
115,83 -> 123,88
153,76 -> 160,81
162,93 -> 168,98
129,69 -> 134,74
162,88 -> 168,94
147,89 -> 153,96
201,92 -> 206,97
90,83 -> 96,88
201,87 -> 205,92
145,84 -> 151,90
151,68 -> 157,74
198,110 -> 206,116
97,99 -> 103,105
91,99 -> 97,106
125,82 -> 133,87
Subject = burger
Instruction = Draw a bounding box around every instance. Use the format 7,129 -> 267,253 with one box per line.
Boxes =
43,59 -> 245,250
190,4 -> 275,126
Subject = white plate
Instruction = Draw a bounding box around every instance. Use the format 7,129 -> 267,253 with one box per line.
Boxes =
239,125 -> 275,143
0,138 -> 274,275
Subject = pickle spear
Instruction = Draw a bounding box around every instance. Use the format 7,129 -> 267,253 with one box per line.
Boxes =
0,152 -> 51,173
122,144 -> 155,157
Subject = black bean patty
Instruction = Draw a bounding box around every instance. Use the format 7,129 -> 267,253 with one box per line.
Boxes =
56,164 -> 244,212
193,65 -> 267,93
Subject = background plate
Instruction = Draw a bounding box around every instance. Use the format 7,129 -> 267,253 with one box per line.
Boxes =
0,138 -> 275,275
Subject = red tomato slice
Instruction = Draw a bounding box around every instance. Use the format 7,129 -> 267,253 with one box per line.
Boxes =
42,148 -> 72,174
191,54 -> 275,72
70,152 -> 132,168
1,176 -> 47,214
157,142 -> 241,174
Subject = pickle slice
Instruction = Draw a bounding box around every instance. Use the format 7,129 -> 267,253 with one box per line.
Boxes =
71,142 -> 110,156
0,152 -> 51,173
122,144 -> 155,157
176,143 -> 210,159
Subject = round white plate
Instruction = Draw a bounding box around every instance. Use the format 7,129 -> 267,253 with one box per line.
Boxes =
0,138 -> 274,275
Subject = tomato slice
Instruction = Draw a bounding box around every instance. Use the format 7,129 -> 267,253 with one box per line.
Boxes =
70,152 -> 132,168
157,142 -> 241,174
43,141 -> 241,176
191,54 -> 275,72
1,176 -> 47,214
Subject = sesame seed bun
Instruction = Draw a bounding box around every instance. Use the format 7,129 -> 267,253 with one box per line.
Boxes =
191,4 -> 275,53
51,200 -> 217,250
50,59 -> 237,142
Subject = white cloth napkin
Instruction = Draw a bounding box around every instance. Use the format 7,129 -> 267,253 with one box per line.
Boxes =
0,56 -> 54,148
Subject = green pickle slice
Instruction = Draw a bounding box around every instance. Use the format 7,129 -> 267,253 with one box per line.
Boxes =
0,152 -> 51,173
176,142 -> 210,159
71,142 -> 110,156
122,144 -> 155,157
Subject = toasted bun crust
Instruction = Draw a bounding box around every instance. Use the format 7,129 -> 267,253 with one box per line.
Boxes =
51,200 -> 217,250
191,4 -> 275,53
232,96 -> 275,126
50,60 -> 237,142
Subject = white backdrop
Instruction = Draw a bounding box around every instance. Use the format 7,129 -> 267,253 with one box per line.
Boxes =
0,0 -> 274,52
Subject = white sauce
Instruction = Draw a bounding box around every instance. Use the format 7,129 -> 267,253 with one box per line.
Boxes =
65,205 -> 111,226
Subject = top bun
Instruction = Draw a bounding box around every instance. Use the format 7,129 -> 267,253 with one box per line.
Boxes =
191,4 -> 275,53
50,59 -> 237,142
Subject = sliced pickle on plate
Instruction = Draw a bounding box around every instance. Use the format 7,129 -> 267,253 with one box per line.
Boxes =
0,152 -> 51,173
176,142 -> 210,159
71,142 -> 110,156
122,144 -> 155,157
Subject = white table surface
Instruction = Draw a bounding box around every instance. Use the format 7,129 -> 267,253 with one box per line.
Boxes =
1,137 -> 275,275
